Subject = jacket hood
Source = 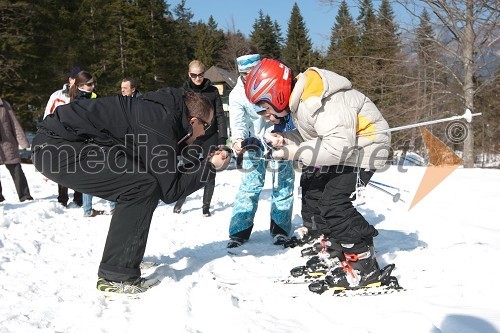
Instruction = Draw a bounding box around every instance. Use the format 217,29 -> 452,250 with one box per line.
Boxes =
289,67 -> 352,114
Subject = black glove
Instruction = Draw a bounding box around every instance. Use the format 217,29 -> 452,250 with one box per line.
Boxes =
241,137 -> 263,152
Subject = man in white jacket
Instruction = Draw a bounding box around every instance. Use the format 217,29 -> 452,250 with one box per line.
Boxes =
244,58 -> 391,291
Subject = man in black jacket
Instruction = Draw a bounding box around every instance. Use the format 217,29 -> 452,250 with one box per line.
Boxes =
32,88 -> 229,294
173,60 -> 228,216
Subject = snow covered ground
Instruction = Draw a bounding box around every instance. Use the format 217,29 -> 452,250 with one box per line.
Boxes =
1,164 -> 499,333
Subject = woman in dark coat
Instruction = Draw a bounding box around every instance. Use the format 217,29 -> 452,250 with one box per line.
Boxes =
173,60 -> 228,216
0,98 -> 33,202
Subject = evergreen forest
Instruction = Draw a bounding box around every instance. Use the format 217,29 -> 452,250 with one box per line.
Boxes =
1,0 -> 498,166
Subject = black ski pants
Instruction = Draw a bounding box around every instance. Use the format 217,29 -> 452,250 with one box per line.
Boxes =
174,176 -> 215,210
174,143 -> 218,211
300,165 -> 378,253
57,184 -> 82,207
32,133 -> 161,282
0,163 -> 32,201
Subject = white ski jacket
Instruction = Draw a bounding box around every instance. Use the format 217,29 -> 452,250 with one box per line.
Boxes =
43,84 -> 70,119
228,76 -> 269,141
284,68 -> 390,169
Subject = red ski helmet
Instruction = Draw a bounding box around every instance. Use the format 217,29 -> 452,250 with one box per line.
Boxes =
244,58 -> 292,112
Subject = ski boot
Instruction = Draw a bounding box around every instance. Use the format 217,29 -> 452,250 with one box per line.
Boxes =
309,245 -> 383,294
300,236 -> 343,257
289,239 -> 344,280
290,255 -> 341,280
283,227 -> 318,248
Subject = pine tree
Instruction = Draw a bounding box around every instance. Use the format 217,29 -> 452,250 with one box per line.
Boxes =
377,0 -> 399,57
357,0 -> 377,57
281,3 -> 312,73
193,16 -> 225,68
372,0 -> 403,140
0,0 -> 76,129
74,0 -> 145,96
173,0 -> 195,65
137,0 -> 185,89
327,0 -> 358,76
250,10 -> 282,59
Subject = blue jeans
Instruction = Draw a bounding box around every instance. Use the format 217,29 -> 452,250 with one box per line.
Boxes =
229,150 -> 294,239
83,193 -> 116,215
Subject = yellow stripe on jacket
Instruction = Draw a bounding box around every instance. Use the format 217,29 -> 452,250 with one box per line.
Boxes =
357,114 -> 376,139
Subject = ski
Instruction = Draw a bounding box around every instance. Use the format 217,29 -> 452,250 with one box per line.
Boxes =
308,264 -> 404,296
274,256 -> 333,284
275,274 -> 322,284
309,276 -> 404,297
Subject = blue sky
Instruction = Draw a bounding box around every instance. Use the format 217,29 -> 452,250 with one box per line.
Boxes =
167,0 -> 412,51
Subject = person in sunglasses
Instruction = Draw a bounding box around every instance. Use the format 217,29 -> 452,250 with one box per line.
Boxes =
68,71 -> 116,217
173,60 -> 228,217
69,70 -> 98,100
32,89 -> 230,295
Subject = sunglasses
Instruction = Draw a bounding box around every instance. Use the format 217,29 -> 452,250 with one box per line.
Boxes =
189,72 -> 204,79
198,118 -> 211,130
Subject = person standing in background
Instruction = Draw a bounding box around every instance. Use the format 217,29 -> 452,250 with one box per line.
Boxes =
121,78 -> 141,97
43,66 -> 84,207
69,71 -> 116,217
0,98 -> 33,203
173,60 -> 228,217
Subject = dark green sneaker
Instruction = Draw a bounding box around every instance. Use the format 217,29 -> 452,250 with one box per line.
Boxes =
97,277 -> 160,295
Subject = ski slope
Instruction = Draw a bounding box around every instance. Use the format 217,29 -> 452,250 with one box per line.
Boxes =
1,164 -> 499,333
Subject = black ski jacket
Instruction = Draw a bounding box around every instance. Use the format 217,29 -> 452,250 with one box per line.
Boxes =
182,78 -> 227,153
37,87 -> 215,204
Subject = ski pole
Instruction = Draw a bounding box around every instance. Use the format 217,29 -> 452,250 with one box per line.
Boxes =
368,182 -> 405,203
369,180 -> 409,193
357,109 -> 481,137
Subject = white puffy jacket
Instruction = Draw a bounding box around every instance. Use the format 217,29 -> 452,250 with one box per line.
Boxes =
284,68 -> 390,169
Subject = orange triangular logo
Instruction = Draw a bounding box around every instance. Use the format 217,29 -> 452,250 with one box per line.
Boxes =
409,128 -> 463,210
